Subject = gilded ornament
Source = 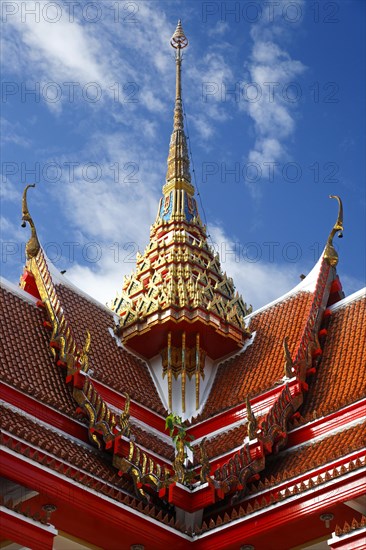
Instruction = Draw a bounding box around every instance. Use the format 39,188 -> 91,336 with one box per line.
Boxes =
324,195 -> 344,267
283,336 -> 294,378
246,397 -> 257,441
21,184 -> 40,259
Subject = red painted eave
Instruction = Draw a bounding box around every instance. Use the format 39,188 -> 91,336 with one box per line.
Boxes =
0,506 -> 57,550
328,528 -> 366,549
193,470 -> 366,550
0,448 -> 189,550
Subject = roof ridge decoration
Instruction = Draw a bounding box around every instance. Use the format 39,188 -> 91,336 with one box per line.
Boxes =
292,195 -> 344,371
110,21 -> 252,415
195,197 -> 345,498
324,195 -> 344,267
20,184 -> 172,499
21,184 -> 40,259
244,195 -> 345,321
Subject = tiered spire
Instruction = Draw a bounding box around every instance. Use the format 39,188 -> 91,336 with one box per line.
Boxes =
111,22 -> 251,417
165,21 -> 192,191
159,21 -> 197,222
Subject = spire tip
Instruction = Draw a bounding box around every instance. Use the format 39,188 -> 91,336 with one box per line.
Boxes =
170,20 -> 188,49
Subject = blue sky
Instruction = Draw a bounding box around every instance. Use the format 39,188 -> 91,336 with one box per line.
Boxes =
1,0 -> 365,310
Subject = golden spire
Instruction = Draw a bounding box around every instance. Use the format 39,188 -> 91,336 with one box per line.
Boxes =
163,20 -> 194,199
324,195 -> 344,266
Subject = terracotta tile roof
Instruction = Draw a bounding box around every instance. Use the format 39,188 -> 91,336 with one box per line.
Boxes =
199,291 -> 314,420
55,284 -> 166,415
0,286 -> 78,417
261,420 -> 366,484
0,403 -> 132,489
199,421 -> 366,533
0,281 -> 166,419
200,456 -> 366,534
130,423 -> 174,461
193,424 -> 249,466
0,404 -> 181,530
300,295 -> 366,418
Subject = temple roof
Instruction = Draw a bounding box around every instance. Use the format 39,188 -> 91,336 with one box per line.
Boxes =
1,274 -> 365,544
1,20 -> 364,550
1,190 -> 365,545
301,288 -> 366,419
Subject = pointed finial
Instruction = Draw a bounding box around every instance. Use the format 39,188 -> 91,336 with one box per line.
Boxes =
324,195 -> 344,267
170,20 -> 188,50
283,336 -> 294,378
246,396 -> 257,440
161,20 -> 194,204
21,184 -> 40,259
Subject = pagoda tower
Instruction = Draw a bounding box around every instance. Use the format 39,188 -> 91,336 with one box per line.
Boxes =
111,21 -> 252,416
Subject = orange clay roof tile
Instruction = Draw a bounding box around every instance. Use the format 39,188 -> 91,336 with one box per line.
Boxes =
130,423 -> 174,461
0,403 -> 130,489
0,404 -> 179,526
300,295 -> 366,418
0,283 -> 166,416
0,286 -> 78,417
262,420 -> 366,484
193,424 -> 249,466
200,421 -> 366,531
193,293 -> 365,461
55,284 -> 166,414
200,291 -> 314,420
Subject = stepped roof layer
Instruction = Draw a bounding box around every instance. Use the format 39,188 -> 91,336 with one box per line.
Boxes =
301,291 -> 366,418
196,286 -> 366,421
1,154 -> 363,550
1,267 -> 365,547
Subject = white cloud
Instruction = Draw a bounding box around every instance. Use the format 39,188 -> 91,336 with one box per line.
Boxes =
0,118 -> 31,147
1,0 -> 173,116
191,114 -> 215,140
242,0 -> 306,194
188,51 -> 234,132
44,127 -> 163,246
5,4 -> 105,84
63,244 -> 138,306
0,178 -> 22,203
207,21 -> 230,37
141,90 -> 166,114
0,215 -> 25,241
340,274 -> 366,298
209,224 -> 301,310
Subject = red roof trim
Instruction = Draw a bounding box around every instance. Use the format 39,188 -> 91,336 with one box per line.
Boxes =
197,469 -> 365,549
0,382 -> 88,443
190,400 -> 366,471
91,378 -> 167,433
287,398 -> 366,448
0,507 -> 56,550
188,379 -> 301,441
0,447 -> 189,547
